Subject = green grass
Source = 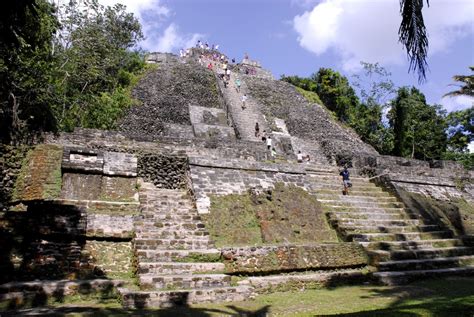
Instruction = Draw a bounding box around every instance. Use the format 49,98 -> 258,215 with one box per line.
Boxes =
2,276 -> 472,316
195,276 -> 474,316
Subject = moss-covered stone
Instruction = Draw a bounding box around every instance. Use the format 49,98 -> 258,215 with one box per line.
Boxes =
13,144 -> 63,202
203,183 -> 338,247
221,243 -> 368,274
0,145 -> 31,210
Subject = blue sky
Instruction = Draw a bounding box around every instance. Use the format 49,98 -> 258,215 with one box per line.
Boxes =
100,0 -> 474,113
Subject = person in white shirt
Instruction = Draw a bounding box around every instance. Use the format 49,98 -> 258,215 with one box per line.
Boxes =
297,151 -> 303,163
241,94 -> 248,110
266,136 -> 272,150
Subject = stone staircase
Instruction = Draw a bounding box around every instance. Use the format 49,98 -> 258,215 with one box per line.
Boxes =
119,181 -> 252,308
307,170 -> 474,285
214,64 -> 270,142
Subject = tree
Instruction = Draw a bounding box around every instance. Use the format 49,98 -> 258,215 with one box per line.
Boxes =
389,87 -> 447,160
399,0 -> 430,83
350,62 -> 396,154
0,0 -> 60,143
311,68 -> 359,122
445,106 -> 473,153
444,67 -> 474,98
52,0 -> 144,130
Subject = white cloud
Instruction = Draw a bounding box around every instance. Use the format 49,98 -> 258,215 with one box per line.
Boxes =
293,0 -> 474,71
439,95 -> 474,113
96,0 -> 200,53
152,23 -> 202,53
98,0 -> 169,19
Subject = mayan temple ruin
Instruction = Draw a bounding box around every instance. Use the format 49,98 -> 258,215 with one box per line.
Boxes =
1,48 -> 473,311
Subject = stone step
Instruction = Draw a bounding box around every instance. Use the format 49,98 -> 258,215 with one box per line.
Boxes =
373,266 -> 474,285
341,225 -> 442,234
119,285 -> 253,308
316,194 -> 399,203
369,246 -> 474,262
140,274 -> 231,290
138,262 -> 225,275
362,239 -> 465,251
348,230 -> 454,242
144,221 -> 207,230
313,189 -> 392,197
141,206 -> 195,214
136,249 -> 221,262
327,211 -> 407,221
377,255 -> 474,272
321,200 -> 404,208
134,238 -> 212,250
138,214 -> 203,222
327,205 -> 408,213
309,175 -> 370,183
135,224 -> 207,233
135,230 -> 210,239
310,183 -> 380,191
139,187 -> 188,196
331,218 -> 421,227
0,279 -> 124,296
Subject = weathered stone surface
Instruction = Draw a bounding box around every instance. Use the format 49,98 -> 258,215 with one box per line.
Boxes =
138,154 -> 188,189
62,147 -> 103,174
0,145 -> 30,211
61,173 -> 103,200
100,176 -> 137,202
189,159 -> 308,214
86,214 -> 134,238
244,76 -> 377,162
220,243 -> 367,273
13,144 -> 63,202
119,55 -> 224,139
247,269 -> 368,292
84,241 -> 132,275
103,151 -> 137,177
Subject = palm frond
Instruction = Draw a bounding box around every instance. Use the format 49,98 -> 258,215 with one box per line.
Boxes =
399,0 -> 429,83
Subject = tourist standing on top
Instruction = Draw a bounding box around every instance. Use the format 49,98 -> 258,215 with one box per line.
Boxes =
340,166 -> 351,195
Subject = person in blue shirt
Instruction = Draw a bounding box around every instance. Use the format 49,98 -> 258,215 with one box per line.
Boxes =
340,166 -> 351,195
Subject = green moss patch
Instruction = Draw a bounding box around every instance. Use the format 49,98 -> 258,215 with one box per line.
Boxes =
12,144 -> 63,202
203,183 -> 337,247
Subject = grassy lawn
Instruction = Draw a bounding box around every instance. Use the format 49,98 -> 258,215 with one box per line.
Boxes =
2,276 -> 473,316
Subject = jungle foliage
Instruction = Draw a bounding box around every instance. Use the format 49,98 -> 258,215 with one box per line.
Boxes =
283,63 -> 473,168
0,0 -> 145,144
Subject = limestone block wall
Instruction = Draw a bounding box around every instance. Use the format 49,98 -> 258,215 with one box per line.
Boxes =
221,243 -> 367,274
189,105 -> 236,140
386,174 -> 464,201
189,157 -> 308,213
160,123 -> 195,139
46,128 -> 270,162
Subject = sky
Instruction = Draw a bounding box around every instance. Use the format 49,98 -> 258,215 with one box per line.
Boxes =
97,0 -> 473,142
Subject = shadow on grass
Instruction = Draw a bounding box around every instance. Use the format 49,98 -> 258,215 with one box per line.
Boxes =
1,304 -> 271,317
322,277 -> 474,317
